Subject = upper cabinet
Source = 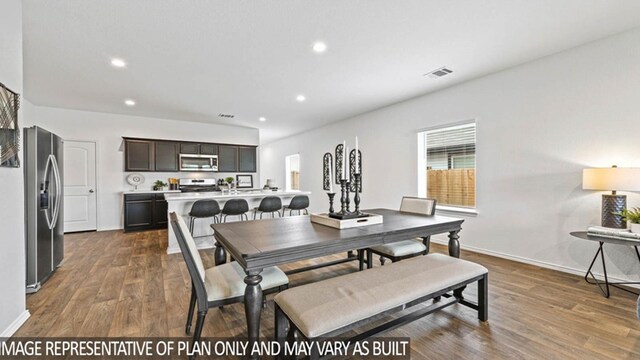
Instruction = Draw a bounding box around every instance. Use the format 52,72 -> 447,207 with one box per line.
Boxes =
123,138 -> 256,173
238,146 -> 257,172
200,143 -> 218,155
125,139 -> 155,171
180,143 -> 200,154
155,141 -> 179,172
218,145 -> 238,172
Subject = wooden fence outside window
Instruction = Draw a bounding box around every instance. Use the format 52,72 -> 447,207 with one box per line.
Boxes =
426,169 -> 476,208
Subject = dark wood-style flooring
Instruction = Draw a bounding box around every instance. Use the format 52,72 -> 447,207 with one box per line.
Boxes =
14,229 -> 640,359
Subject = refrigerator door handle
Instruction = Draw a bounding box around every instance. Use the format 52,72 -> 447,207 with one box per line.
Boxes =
51,155 -> 62,229
43,154 -> 54,230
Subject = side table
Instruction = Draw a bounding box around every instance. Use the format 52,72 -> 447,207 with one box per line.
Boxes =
570,231 -> 640,298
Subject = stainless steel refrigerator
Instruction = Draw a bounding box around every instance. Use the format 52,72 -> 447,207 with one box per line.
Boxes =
24,126 -> 64,293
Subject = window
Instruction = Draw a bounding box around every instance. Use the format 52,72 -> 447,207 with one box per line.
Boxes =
418,121 -> 476,209
285,154 -> 300,191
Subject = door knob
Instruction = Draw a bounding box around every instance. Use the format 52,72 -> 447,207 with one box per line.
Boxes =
89,189 -> 95,193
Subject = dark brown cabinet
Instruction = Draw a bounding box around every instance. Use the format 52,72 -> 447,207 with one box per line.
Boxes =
123,137 -> 256,173
218,145 -> 238,172
124,193 -> 168,232
125,139 -> 155,171
180,143 -> 200,154
200,143 -> 218,155
238,146 -> 257,172
155,141 -> 179,172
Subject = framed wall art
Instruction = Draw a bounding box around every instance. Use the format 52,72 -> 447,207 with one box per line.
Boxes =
0,81 -> 20,168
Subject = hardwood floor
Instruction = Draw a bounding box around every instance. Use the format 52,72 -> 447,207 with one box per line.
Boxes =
15,229 -> 640,359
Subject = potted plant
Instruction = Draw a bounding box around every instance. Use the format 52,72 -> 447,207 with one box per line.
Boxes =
153,180 -> 167,191
225,177 -> 235,187
619,207 -> 640,233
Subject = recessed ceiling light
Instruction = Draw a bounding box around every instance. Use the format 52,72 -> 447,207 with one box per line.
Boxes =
124,99 -> 136,106
111,58 -> 127,68
259,117 -> 267,122
296,95 -> 306,102
312,42 -> 327,53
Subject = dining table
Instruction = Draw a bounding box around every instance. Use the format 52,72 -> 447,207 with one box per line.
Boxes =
211,208 -> 465,346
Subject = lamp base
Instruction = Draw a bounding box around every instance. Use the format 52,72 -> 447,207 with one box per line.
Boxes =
602,194 -> 626,229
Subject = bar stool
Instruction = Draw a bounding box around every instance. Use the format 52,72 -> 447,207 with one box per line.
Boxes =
283,195 -> 309,216
221,199 -> 249,222
254,196 -> 282,219
187,199 -> 221,235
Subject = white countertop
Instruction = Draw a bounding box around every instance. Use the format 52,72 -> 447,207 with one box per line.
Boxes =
164,190 -> 311,202
123,190 -> 182,195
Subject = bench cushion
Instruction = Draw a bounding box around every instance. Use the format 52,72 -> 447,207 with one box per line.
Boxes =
370,239 -> 427,257
274,253 -> 487,338
205,262 -> 288,302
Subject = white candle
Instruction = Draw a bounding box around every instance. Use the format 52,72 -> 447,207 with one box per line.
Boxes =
329,159 -> 334,192
342,140 -> 346,180
355,136 -> 359,174
345,146 -> 350,182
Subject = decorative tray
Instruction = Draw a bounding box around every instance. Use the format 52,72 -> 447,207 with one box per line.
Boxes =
310,213 -> 383,229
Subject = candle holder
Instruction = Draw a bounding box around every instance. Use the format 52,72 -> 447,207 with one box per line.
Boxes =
353,173 -> 362,215
329,180 -> 357,219
327,192 -> 336,214
345,181 -> 351,213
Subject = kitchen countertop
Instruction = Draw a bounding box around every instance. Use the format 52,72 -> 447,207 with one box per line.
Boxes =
164,190 -> 311,202
122,190 -> 182,195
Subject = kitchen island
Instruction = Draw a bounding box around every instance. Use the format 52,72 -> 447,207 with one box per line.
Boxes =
164,190 -> 311,254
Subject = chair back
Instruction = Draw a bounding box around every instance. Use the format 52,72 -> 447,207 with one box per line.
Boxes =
189,199 -> 221,218
170,212 -> 208,309
222,199 -> 249,215
400,196 -> 437,216
258,196 -> 282,212
288,195 -> 309,210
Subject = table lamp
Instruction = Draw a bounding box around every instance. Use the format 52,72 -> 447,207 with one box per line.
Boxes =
583,165 -> 640,229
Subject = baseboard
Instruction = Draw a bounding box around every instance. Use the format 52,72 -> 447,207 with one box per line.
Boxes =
0,310 -> 30,338
431,237 -> 640,289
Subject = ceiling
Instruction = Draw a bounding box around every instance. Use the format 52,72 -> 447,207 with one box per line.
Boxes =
23,1 -> 640,144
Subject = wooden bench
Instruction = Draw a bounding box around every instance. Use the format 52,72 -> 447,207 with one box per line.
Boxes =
274,253 -> 488,359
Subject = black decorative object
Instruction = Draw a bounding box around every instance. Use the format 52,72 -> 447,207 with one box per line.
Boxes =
353,173 -> 362,215
327,192 -> 335,214
322,153 -> 332,191
335,144 -> 344,184
326,141 -> 368,220
349,149 -> 362,193
0,81 -> 20,167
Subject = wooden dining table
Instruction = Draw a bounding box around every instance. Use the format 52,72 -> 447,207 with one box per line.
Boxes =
211,208 -> 464,344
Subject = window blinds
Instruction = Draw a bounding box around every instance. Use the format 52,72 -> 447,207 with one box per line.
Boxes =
424,122 -> 476,208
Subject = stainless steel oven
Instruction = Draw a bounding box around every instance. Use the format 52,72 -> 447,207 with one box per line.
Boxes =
179,154 -> 218,172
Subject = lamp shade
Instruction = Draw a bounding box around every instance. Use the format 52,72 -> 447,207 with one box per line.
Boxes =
582,167 -> 640,191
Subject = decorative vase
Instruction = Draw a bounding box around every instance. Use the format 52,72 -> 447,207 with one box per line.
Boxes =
631,223 -> 640,234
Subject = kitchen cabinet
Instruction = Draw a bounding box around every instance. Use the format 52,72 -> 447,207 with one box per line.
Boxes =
155,141 -> 179,172
218,145 -> 238,172
123,137 -> 256,173
238,146 -> 257,172
180,143 -> 200,154
200,143 -> 218,155
124,193 -> 168,232
125,139 -> 155,171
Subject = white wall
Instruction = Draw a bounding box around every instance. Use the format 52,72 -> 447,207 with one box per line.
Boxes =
261,27 -> 640,281
23,104 -> 259,230
0,0 -> 29,337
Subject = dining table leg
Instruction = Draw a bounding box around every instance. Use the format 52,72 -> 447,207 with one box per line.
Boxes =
244,269 -> 264,359
448,230 -> 461,258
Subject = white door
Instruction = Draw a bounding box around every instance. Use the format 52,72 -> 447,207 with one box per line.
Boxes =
63,140 -> 97,232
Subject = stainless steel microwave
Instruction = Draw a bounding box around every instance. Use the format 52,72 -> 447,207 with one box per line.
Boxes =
179,154 -> 218,172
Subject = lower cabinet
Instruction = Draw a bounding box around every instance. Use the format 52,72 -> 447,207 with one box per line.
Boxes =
124,193 -> 168,232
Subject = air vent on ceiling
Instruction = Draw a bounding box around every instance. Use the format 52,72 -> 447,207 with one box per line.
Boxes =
218,113 -> 235,119
425,67 -> 453,79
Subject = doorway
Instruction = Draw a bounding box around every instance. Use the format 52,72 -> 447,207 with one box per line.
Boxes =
285,154 -> 300,191
63,140 -> 98,232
